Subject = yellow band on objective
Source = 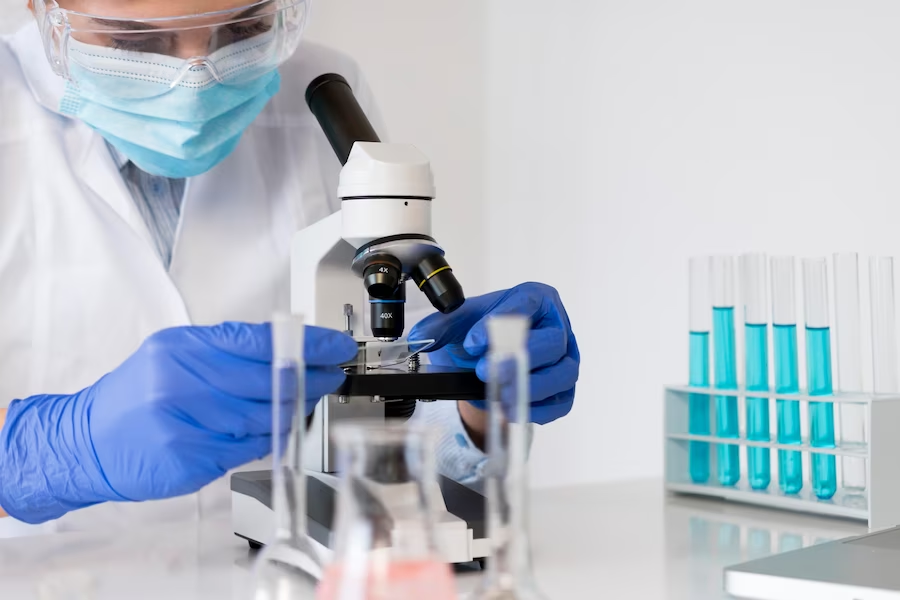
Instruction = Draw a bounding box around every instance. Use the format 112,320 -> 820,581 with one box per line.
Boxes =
418,266 -> 451,288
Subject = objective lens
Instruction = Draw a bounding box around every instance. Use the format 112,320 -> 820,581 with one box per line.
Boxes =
371,281 -> 406,340
363,255 -> 402,299
413,254 -> 465,314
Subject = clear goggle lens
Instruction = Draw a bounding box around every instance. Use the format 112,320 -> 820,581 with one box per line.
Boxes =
37,0 -> 308,98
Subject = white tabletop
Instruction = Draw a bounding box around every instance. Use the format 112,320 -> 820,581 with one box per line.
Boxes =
0,479 -> 866,599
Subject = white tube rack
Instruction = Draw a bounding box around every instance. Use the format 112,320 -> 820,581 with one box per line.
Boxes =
664,385 -> 900,531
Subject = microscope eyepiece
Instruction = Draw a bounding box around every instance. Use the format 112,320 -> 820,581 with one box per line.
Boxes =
413,254 -> 465,314
363,255 -> 403,299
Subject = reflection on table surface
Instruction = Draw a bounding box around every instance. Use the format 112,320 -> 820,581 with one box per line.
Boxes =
0,479 -> 867,600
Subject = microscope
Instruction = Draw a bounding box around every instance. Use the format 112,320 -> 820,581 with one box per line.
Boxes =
231,74 -> 490,565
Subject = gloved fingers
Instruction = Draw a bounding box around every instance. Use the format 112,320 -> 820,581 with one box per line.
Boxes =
306,366 -> 349,402
525,328 -> 568,370
168,350 -> 273,400
528,356 -> 580,402
214,434 -> 275,472
168,386 -> 287,438
181,322 -> 356,367
529,389 -> 576,424
181,322 -> 272,362
426,344 -> 479,369
303,327 -> 358,367
407,311 -> 469,350
408,289 -> 508,350
476,355 -> 579,405
175,366 -> 344,437
462,296 -> 544,356
462,327 -> 567,370
157,334 -> 351,401
466,388 -> 575,425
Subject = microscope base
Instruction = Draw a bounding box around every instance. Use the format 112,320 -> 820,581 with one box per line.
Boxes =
230,470 -> 489,565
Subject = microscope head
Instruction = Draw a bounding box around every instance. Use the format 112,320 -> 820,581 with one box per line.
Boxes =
342,142 -> 465,339
306,74 -> 465,340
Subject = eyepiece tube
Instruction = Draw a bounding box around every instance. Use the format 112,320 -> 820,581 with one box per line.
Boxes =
305,73 -> 381,165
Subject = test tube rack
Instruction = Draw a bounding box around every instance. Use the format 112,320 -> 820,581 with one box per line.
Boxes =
664,385 -> 900,531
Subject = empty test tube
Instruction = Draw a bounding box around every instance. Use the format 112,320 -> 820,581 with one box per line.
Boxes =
802,258 -> 837,500
742,254 -> 770,490
688,257 -> 712,483
711,256 -> 740,487
870,257 -> 899,394
771,257 -> 803,494
833,253 -> 866,493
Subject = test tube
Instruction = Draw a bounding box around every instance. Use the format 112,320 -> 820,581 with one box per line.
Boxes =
742,254 -> 770,490
688,257 -> 711,484
250,312 -> 323,598
833,253 -> 866,493
473,315 -> 548,600
771,257 -> 802,494
711,256 -> 740,487
802,258 -> 837,500
870,257 -> 899,394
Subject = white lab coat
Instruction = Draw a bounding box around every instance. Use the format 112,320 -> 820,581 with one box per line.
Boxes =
0,23 -> 450,535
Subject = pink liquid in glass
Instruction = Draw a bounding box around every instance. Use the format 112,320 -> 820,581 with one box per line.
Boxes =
317,559 -> 457,600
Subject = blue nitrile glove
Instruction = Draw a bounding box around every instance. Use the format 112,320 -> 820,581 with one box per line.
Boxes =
409,282 -> 580,425
0,322 -> 356,524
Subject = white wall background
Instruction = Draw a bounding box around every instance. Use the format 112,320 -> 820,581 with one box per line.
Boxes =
485,0 -> 900,488
0,0 -> 27,28
7,1 -> 900,490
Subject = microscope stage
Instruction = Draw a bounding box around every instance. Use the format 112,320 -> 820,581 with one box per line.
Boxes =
337,365 -> 485,401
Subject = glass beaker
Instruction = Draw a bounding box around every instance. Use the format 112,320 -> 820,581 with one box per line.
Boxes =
251,313 -> 322,600
472,315 -> 548,600
317,421 -> 457,600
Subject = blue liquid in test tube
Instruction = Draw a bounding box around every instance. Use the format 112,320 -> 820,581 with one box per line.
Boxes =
745,323 -> 770,489
689,331 -> 710,483
713,306 -> 740,486
802,258 -> 837,500
688,256 -> 712,483
806,326 -> 837,499
773,324 -> 803,494
742,253 -> 770,490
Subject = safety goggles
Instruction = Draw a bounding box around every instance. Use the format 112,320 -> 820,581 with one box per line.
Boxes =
34,0 -> 309,98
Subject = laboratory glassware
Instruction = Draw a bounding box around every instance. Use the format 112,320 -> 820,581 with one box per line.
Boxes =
742,254 -> 770,490
870,257 -> 899,395
251,313 -> 322,600
471,315 -> 548,600
317,422 -> 457,600
802,259 -> 837,500
688,256 -> 711,484
833,253 -> 866,493
771,257 -> 802,494
711,256 -> 740,486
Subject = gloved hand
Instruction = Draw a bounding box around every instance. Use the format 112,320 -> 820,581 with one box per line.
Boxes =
0,322 -> 356,524
409,282 -> 580,425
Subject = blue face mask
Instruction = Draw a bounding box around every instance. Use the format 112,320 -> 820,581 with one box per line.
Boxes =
59,36 -> 282,179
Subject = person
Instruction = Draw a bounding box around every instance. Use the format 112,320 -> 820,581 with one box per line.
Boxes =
0,0 -> 580,527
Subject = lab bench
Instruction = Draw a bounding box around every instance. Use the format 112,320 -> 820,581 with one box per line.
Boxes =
0,479 -> 865,599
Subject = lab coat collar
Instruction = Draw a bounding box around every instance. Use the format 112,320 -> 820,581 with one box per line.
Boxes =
8,21 -> 68,116
9,22 -> 162,262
